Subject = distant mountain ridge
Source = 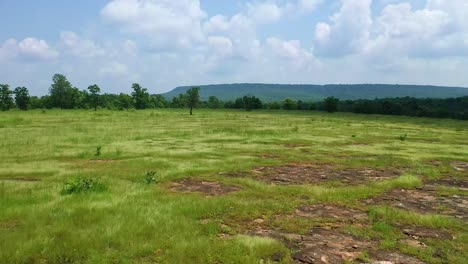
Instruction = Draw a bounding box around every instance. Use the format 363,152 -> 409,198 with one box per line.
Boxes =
162,83 -> 468,102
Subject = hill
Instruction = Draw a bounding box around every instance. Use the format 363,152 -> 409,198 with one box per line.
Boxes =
162,83 -> 468,102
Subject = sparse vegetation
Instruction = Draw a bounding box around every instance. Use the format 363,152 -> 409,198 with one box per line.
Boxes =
144,171 -> 158,184
0,109 -> 466,263
61,176 -> 107,195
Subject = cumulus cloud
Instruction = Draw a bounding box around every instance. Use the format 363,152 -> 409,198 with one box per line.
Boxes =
314,0 -> 372,56
314,0 -> 468,61
98,61 -> 129,78
266,37 -> 315,65
101,0 -> 206,50
0,37 -> 58,62
59,31 -> 105,58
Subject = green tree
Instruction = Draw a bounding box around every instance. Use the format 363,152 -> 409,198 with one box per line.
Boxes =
0,84 -> 14,111
118,93 -> 134,110
150,94 -> 168,108
207,96 -> 222,109
87,84 -> 101,111
14,86 -> 30,110
171,94 -> 187,108
186,87 -> 200,115
242,96 -> 263,111
131,83 -> 150,109
49,74 -> 75,109
324,96 -> 339,113
282,98 -> 297,110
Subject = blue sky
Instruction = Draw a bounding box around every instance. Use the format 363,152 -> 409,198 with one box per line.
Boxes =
1,0 -> 467,95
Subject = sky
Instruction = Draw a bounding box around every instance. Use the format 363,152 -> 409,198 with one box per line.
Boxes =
0,0 -> 467,95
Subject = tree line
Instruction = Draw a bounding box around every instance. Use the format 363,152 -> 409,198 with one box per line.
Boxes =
1,74 -> 467,120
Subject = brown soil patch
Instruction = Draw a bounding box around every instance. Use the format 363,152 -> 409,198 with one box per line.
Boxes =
295,204 -> 369,224
451,161 -> 468,172
170,179 -> 241,196
218,171 -> 250,178
284,144 -> 308,148
253,163 -> 401,185
401,226 -> 453,240
1,177 -> 41,182
87,159 -> 116,164
237,204 -> 426,264
256,154 -> 280,159
370,251 -> 426,264
365,187 -> 468,219
292,227 -> 374,264
425,178 -> 468,190
0,219 -> 21,230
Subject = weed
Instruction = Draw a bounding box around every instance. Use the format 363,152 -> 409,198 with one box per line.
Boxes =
399,133 -> 408,141
144,171 -> 158,184
95,146 -> 102,156
61,177 -> 107,195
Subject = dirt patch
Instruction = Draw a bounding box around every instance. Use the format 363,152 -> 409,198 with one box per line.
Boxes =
295,204 -> 369,224
451,161 -> 468,172
218,171 -> 251,178
292,227 -> 374,264
0,177 -> 41,182
236,204 -> 426,264
87,159 -> 117,164
256,154 -> 280,159
401,226 -> 453,240
253,163 -> 401,185
425,178 -> 468,190
365,187 -> 468,219
0,219 -> 21,230
170,179 -> 241,196
284,144 -> 308,148
370,250 -> 426,264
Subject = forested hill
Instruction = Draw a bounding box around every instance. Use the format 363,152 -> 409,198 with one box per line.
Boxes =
162,84 -> 468,102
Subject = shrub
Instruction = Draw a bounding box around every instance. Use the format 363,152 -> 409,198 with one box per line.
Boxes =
61,177 -> 107,195
399,133 -> 408,141
144,171 -> 158,184
95,146 -> 102,156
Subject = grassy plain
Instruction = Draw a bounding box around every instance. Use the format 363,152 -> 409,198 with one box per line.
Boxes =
0,109 -> 467,263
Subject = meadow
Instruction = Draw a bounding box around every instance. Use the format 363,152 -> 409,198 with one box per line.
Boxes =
0,109 -> 467,264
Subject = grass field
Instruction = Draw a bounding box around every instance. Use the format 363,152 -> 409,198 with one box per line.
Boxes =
0,109 -> 467,264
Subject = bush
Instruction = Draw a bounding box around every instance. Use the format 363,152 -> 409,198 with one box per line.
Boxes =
144,171 -> 158,184
61,177 -> 107,195
399,133 -> 408,141
95,146 -> 102,156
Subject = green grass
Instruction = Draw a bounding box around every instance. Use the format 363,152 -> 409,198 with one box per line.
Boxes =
0,109 -> 467,263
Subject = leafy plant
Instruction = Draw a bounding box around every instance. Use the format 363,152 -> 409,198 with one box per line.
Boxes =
144,171 -> 158,184
95,145 -> 102,156
61,177 -> 107,195
399,133 -> 408,141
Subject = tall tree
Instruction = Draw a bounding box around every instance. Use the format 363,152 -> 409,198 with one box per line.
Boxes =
186,87 -> 200,115
0,84 -> 14,111
131,83 -> 150,109
207,96 -> 222,109
87,84 -> 101,111
14,86 -> 30,110
242,96 -> 263,111
324,97 -> 339,113
49,74 -> 74,109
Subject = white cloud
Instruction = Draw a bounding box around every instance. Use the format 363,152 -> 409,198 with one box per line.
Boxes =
101,0 -> 206,50
59,31 -> 105,58
98,61 -> 129,78
0,37 -> 58,62
297,0 -> 324,12
314,0 -> 372,56
266,37 -> 313,61
207,36 -> 233,58
245,2 -> 287,24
